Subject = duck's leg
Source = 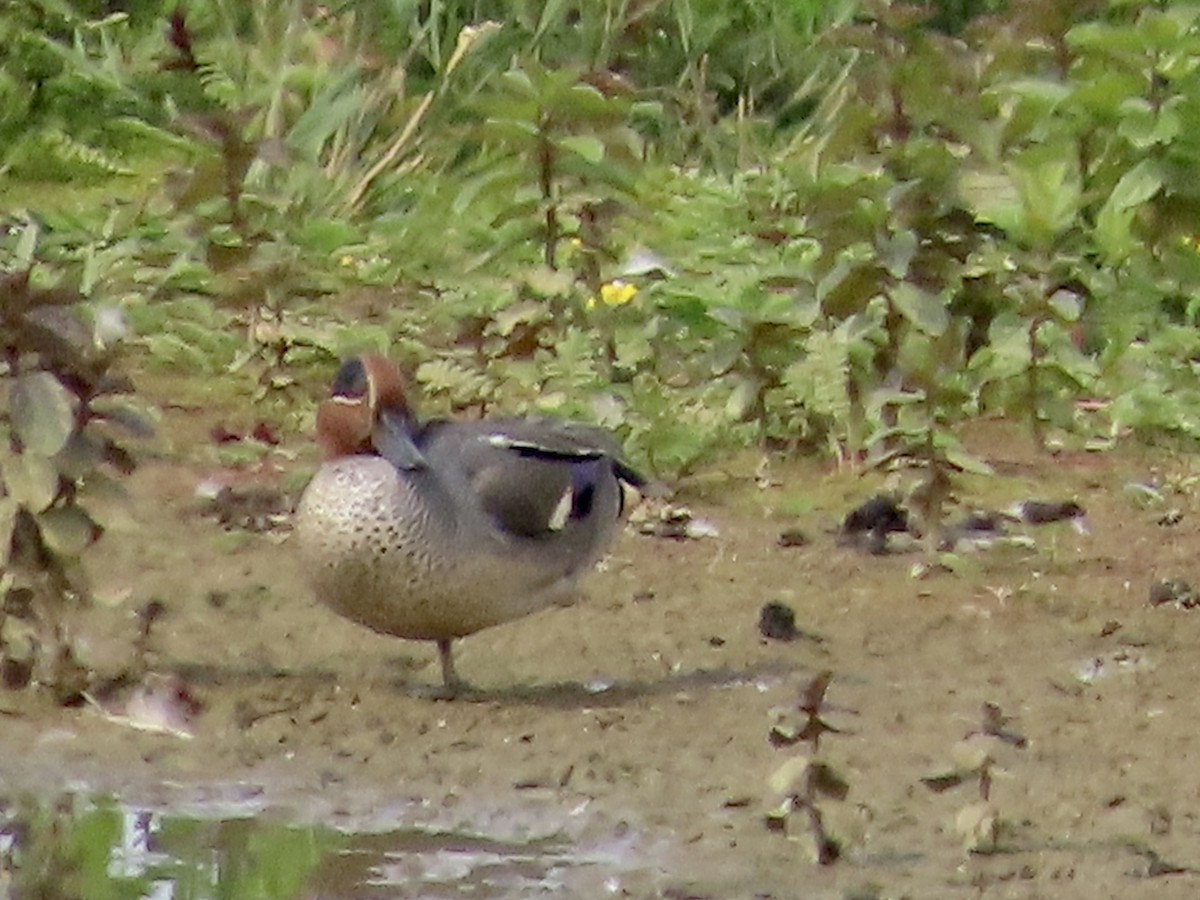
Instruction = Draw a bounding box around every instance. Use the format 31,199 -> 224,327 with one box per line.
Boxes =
437,638 -> 466,695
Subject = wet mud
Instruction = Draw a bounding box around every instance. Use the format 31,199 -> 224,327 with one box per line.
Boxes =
3,417 -> 1200,898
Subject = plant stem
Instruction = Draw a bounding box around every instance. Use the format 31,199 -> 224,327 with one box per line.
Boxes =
1028,317 -> 1044,450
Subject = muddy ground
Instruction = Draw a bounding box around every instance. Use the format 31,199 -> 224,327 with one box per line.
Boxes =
4,407 -> 1200,899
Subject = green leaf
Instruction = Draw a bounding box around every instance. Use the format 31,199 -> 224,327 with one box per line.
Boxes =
10,373 -> 76,457
15,220 -> 39,267
1048,289 -> 1082,323
962,150 -> 1081,246
500,69 -> 537,98
559,135 -> 604,164
286,67 -> 363,161
1108,159 -> 1163,211
54,432 -> 104,480
522,266 -> 574,296
0,497 -> 17,560
958,168 -> 1022,235
77,473 -> 133,531
891,283 -> 949,336
90,398 -> 156,438
724,376 -> 760,420
940,438 -> 994,475
492,299 -> 549,336
2,453 -> 59,512
631,101 -> 664,120
1012,151 -> 1081,244
999,78 -> 1071,107
38,506 -> 99,558
533,0 -> 571,43
557,84 -> 617,122
1096,160 -> 1162,262
614,327 -> 653,368
292,218 -> 363,256
1117,97 -> 1181,148
880,230 -> 917,279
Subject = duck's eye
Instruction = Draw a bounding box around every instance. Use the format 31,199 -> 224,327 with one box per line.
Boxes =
331,357 -> 370,399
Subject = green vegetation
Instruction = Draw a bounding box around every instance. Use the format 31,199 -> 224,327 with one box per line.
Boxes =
1,794 -> 339,899
5,0 -> 1200,686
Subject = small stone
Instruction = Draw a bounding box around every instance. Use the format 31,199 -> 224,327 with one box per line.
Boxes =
1157,509 -> 1183,527
759,602 -> 799,641
1149,578 -> 1196,607
777,528 -> 809,548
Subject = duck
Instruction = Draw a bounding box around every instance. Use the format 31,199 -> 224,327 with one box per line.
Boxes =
292,354 -> 645,694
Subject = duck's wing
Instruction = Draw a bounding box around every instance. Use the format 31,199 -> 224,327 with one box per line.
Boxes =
474,419 -> 648,488
420,419 -> 637,539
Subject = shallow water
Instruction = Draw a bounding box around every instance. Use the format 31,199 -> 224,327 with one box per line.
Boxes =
0,788 -> 665,898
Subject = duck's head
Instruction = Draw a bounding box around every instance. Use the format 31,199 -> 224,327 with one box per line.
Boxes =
315,354 -> 413,460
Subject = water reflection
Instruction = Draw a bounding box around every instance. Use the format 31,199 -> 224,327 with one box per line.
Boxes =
0,792 -> 658,898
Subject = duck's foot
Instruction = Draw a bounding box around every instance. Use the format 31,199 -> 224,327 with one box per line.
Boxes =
397,641 -> 476,700
426,638 -> 474,700
408,680 -> 473,701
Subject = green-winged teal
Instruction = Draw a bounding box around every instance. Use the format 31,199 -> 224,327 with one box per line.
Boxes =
293,354 -> 644,693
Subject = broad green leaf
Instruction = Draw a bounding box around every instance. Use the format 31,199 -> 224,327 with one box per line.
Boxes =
90,398 -> 156,438
998,78 -> 1071,107
77,473 -> 133,531
817,259 -> 885,319
452,163 -> 525,216
1012,152 -> 1081,244
879,230 -> 917,279
560,135 -> 604,165
869,388 -> 925,408
533,0 -> 570,43
1048,289 -> 1083,323
811,761 -> 850,800
81,243 -> 101,296
292,218 -> 362,256
38,506 -> 99,557
631,101 -> 664,120
491,299 -> 548,336
1066,21 -> 1143,55
10,373 -> 76,457
892,283 -> 949,336
1096,160 -> 1162,262
958,168 -> 1022,234
54,432 -> 104,480
522,266 -> 574,296
478,116 -> 540,145
2,453 -> 59,512
285,67 -> 362,161
15,220 -> 39,267
0,497 -> 17,560
1118,97 -> 1181,148
767,754 -> 811,795
500,69 -> 537,98
1108,159 -> 1163,211
724,377 -> 760,420
614,327 -> 653,368
556,85 -> 619,122
940,438 -> 994,476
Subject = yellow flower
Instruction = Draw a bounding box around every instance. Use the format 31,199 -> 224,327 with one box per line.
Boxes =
599,280 -> 638,307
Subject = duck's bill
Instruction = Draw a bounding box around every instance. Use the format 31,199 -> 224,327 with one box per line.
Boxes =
373,408 -> 428,470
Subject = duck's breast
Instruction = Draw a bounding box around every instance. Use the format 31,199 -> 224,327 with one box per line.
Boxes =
294,456 -> 613,640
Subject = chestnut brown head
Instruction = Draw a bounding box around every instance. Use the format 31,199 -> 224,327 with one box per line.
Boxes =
315,354 -> 412,459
